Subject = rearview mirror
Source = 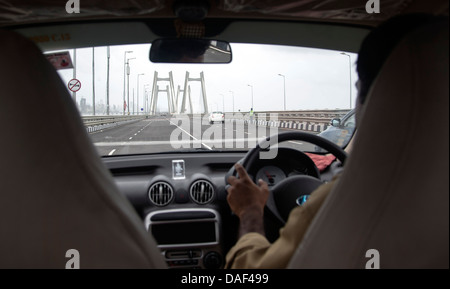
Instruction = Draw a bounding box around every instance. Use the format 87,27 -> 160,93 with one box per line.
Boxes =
150,38 -> 232,63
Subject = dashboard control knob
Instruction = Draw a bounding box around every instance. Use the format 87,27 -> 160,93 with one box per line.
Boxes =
203,251 -> 222,269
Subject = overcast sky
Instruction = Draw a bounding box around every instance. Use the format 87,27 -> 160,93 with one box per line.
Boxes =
55,43 -> 358,114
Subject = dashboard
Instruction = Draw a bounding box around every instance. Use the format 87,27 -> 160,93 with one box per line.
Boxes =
101,148 -> 329,269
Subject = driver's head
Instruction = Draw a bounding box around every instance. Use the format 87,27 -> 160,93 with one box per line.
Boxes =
355,13 -> 440,124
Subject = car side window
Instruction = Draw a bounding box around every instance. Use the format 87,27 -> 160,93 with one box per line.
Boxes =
342,112 -> 356,128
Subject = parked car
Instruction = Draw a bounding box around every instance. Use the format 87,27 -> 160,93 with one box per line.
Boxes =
315,109 -> 356,152
208,111 -> 225,124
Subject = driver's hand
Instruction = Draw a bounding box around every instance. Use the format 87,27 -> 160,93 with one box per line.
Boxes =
226,163 -> 270,219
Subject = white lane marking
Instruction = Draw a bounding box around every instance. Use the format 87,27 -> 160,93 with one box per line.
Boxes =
108,149 -> 116,156
134,121 -> 152,136
126,120 -> 155,141
244,132 -> 251,135
288,141 -> 303,145
169,119 -> 213,150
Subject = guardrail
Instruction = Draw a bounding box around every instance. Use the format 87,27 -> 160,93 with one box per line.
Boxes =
82,115 -> 146,133
223,109 -> 352,133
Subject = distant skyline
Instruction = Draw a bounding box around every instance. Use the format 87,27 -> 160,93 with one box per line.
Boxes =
54,43 -> 358,114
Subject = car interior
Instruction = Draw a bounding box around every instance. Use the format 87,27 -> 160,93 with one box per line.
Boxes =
0,0 -> 448,269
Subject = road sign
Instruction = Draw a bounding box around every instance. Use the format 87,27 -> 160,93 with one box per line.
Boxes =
68,79 -> 81,92
45,51 -> 73,70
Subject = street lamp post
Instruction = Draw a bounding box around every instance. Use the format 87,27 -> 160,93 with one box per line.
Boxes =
144,84 -> 150,115
72,49 -> 77,105
340,52 -> 352,109
92,47 -> 95,115
229,91 -> 234,113
106,46 -> 110,115
247,84 -> 253,109
278,74 -> 286,111
123,51 -> 133,115
126,57 -> 136,115
137,73 -> 145,115
220,94 -> 225,112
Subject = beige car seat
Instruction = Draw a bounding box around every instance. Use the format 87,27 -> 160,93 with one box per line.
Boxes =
288,18 -> 448,268
0,30 -> 166,269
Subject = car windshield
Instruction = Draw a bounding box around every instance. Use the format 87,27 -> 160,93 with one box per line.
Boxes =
52,43 -> 357,156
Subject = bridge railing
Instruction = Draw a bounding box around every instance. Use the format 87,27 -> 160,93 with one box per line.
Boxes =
223,109 -> 352,133
82,115 -> 146,133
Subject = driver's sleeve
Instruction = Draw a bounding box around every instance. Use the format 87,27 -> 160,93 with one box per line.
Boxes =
225,175 -> 340,269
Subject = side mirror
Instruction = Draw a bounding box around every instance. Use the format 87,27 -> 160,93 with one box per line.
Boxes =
150,38 -> 232,63
331,118 -> 341,127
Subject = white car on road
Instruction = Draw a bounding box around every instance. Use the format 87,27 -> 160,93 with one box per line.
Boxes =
209,111 -> 225,124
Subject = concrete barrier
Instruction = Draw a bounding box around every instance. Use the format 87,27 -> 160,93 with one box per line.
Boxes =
225,109 -> 351,133
82,115 -> 146,133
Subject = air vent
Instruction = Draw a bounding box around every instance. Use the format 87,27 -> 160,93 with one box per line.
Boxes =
190,180 -> 214,204
148,182 -> 174,206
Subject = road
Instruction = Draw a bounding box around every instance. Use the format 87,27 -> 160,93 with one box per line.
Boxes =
89,115 -> 316,156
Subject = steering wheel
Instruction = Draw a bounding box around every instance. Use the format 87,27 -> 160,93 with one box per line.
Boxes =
225,131 -> 347,238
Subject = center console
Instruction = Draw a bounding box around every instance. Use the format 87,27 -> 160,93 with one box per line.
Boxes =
145,208 -> 223,269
